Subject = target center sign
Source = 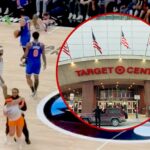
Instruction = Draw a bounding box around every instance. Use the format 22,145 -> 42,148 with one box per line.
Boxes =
75,66 -> 150,76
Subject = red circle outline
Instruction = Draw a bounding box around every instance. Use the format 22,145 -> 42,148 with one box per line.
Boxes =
115,66 -> 126,74
56,12 -> 150,133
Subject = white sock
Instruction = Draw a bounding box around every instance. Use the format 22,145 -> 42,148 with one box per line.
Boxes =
6,135 -> 14,145
17,137 -> 23,150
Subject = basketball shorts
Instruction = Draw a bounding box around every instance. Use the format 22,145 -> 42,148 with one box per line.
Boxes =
20,34 -> 31,48
26,61 -> 41,75
8,116 -> 24,128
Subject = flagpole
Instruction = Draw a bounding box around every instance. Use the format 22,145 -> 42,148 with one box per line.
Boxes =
81,27 -> 85,58
91,27 -> 97,57
93,46 -> 96,57
145,33 -> 150,57
120,26 -> 122,57
107,20 -> 109,56
67,43 -> 72,61
132,20 -> 134,55
94,48 -> 96,57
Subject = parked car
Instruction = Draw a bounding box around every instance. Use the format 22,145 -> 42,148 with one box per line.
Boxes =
80,108 -> 127,127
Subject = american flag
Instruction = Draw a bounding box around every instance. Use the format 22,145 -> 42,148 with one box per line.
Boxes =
121,31 -> 129,49
62,43 -> 72,59
92,29 -> 102,54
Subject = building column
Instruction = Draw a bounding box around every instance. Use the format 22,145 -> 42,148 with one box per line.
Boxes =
82,81 -> 95,113
144,81 -> 150,117
139,87 -> 146,114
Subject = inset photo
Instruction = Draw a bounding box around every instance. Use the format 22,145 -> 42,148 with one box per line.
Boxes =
57,13 -> 150,130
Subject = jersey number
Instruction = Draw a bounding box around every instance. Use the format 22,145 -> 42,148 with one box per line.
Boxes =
33,49 -> 39,57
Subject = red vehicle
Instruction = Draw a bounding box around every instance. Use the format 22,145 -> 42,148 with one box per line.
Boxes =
81,108 -> 127,127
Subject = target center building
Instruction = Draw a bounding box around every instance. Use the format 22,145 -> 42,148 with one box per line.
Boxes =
59,57 -> 150,117
58,15 -> 150,117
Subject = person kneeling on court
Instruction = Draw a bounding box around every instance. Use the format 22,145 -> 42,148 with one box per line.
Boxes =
3,95 -> 25,149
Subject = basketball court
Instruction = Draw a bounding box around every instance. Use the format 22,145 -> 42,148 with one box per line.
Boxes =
0,22 -> 150,150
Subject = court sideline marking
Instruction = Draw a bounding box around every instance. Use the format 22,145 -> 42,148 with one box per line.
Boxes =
96,130 -> 127,150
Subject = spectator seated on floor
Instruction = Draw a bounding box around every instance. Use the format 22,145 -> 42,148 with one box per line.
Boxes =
43,12 -> 57,25
32,13 -> 57,31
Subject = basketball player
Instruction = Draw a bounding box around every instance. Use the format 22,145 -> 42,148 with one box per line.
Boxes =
20,9 -> 31,52
19,9 -> 31,66
0,46 -> 7,98
3,95 -> 25,149
21,31 -> 46,96
5,88 -> 31,145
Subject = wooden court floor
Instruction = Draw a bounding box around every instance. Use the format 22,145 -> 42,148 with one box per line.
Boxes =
0,23 -> 150,150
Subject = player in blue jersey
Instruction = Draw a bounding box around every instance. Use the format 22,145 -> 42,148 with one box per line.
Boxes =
19,9 -> 31,66
21,32 -> 47,96
20,10 -> 31,52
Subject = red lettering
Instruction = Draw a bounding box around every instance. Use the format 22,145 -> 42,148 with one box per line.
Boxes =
134,67 -> 139,74
140,68 -> 147,74
87,69 -> 94,75
81,70 -> 88,76
75,70 -> 82,76
75,66 -> 150,77
127,67 -> 133,74
108,67 -> 113,73
94,68 -> 101,74
101,68 -> 107,74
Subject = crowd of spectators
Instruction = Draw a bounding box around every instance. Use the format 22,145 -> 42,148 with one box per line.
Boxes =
0,0 -> 150,27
